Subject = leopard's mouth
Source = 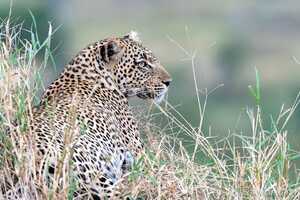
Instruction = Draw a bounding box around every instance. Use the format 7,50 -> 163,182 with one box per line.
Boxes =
136,91 -> 153,99
136,87 -> 168,104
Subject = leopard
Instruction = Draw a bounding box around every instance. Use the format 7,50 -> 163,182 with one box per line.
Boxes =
30,31 -> 171,199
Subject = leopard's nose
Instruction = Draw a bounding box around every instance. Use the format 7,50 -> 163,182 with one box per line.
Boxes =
162,79 -> 172,87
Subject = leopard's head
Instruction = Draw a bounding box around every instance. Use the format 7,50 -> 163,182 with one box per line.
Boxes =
104,32 -> 171,103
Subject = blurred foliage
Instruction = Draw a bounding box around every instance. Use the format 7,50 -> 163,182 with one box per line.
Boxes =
216,34 -> 248,85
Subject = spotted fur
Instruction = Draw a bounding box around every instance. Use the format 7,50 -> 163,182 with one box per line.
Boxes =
31,32 -> 171,199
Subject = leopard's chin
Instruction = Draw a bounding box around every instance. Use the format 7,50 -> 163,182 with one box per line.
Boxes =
154,88 -> 168,104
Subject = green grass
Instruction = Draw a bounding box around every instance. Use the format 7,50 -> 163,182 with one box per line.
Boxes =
0,16 -> 300,200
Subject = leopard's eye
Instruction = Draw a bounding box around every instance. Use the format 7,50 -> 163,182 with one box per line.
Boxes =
138,61 -> 146,68
137,61 -> 150,72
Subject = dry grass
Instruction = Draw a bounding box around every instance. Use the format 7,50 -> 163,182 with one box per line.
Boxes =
1,17 -> 300,200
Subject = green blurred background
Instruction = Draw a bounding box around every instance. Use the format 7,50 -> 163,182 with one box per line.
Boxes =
1,0 -> 300,165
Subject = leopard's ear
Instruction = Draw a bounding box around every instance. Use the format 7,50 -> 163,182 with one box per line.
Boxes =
100,39 -> 124,65
123,31 -> 141,43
